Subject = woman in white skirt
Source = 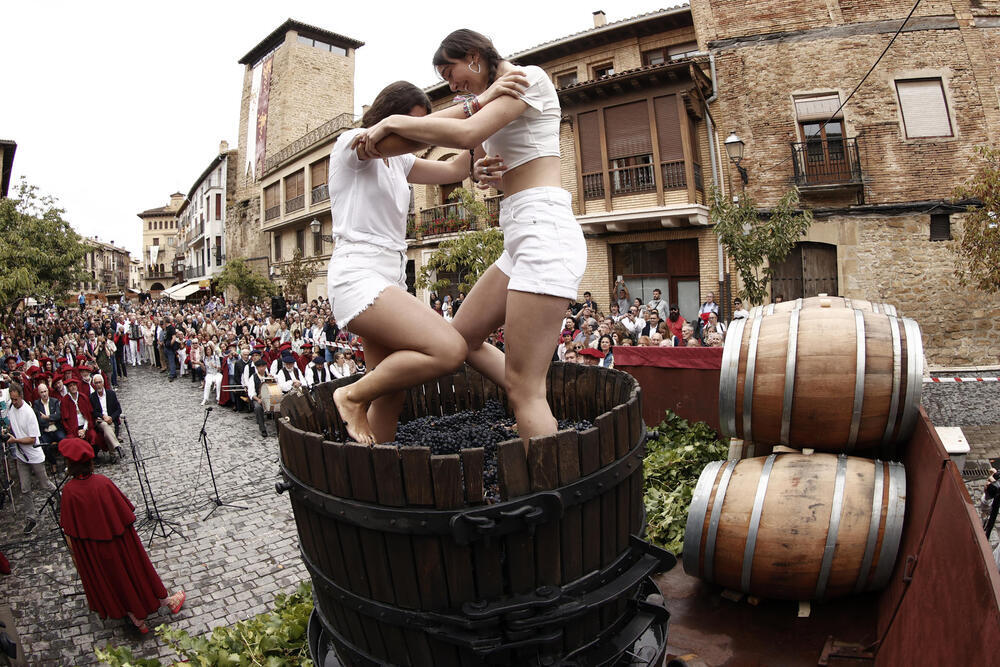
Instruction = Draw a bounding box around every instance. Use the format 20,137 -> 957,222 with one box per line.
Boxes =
330,79 -> 525,444
353,29 -> 586,447
201,343 -> 223,406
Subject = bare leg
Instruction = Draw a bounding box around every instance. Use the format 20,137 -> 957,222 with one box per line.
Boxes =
503,290 -> 567,447
333,287 -> 467,444
361,337 -> 407,443
450,265 -> 509,387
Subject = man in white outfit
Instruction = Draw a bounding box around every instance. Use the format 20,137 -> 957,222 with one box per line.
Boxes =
6,385 -> 56,534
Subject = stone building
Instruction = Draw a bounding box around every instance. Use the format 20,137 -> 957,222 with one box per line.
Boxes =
692,0 -> 1000,365
227,20 -> 362,295
174,142 -> 238,299
136,193 -> 184,292
79,236 -> 131,299
413,8 -> 719,322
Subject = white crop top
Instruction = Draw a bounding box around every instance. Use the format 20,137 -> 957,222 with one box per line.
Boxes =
328,128 -> 416,252
482,65 -> 561,170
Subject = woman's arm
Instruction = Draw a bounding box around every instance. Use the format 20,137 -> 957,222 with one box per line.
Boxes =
407,152 -> 472,185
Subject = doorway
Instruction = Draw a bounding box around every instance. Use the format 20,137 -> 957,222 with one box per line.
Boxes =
770,242 -> 838,301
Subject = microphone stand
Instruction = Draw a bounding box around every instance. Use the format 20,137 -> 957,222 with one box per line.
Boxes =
122,416 -> 181,544
200,407 -> 246,520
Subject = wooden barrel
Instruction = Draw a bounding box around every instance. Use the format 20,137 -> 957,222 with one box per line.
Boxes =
682,453 -> 905,600
748,295 -> 898,318
276,363 -> 672,667
719,308 -> 923,452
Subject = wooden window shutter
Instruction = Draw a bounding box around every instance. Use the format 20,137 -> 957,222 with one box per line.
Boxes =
653,95 -> 684,161
896,79 -> 953,138
264,183 -> 280,208
578,111 -> 603,173
604,101 -> 652,160
794,94 -> 843,122
311,158 -> 328,187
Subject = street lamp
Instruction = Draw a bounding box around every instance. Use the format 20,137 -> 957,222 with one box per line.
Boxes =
309,218 -> 334,243
724,131 -> 748,186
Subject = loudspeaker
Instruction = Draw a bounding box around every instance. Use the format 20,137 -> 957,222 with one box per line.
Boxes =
271,296 -> 287,320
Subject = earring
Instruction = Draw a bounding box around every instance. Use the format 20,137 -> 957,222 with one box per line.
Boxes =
468,60 -> 481,74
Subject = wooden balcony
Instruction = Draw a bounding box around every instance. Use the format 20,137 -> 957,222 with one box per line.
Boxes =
582,158 -> 694,200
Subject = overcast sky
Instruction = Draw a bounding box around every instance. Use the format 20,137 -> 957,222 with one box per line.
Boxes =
2,0 -> 674,256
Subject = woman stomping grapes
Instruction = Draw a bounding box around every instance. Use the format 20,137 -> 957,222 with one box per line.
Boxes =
353,30 -> 587,447
330,78 -> 527,444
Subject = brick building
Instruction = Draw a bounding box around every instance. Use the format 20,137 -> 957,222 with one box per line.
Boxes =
227,20 -> 362,297
79,236 -> 131,299
693,0 -> 1000,364
136,193 -> 184,292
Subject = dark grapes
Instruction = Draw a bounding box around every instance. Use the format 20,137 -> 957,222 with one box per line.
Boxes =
388,400 -> 593,504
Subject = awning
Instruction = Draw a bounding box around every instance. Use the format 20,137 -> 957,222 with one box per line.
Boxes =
168,282 -> 203,301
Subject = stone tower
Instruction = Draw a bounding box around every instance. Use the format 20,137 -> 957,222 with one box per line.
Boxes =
227,20 -> 363,270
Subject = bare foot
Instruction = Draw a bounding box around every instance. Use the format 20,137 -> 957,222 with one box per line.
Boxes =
333,386 -> 376,445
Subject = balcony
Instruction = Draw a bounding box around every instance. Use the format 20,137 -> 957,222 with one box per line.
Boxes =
791,137 -> 863,189
406,213 -> 416,239
265,204 -> 281,221
184,266 -> 207,280
419,203 -> 473,237
311,184 -> 329,204
286,194 -> 305,214
610,163 -> 656,195
485,195 -> 501,227
583,158 -> 694,200
146,271 -> 171,280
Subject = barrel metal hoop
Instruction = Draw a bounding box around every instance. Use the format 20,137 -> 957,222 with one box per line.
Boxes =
886,304 -> 897,317
705,458 -> 738,582
279,431 -> 646,544
854,459 -> 885,594
844,297 -> 852,311
719,317 -> 747,438
312,603 -> 385,667
815,454 -> 849,600
897,318 -> 923,441
882,316 -> 903,446
742,314 -> 765,444
793,297 -> 803,311
741,454 -> 777,593
766,303 -> 775,316
871,462 -> 907,590
780,309 -> 800,445
873,302 -> 880,314
847,309 -> 867,451
682,460 -> 723,578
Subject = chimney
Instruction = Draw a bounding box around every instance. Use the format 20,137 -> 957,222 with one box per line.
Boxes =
219,140 -> 229,154
593,10 -> 607,28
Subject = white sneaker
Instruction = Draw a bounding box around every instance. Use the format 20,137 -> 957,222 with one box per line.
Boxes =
200,399 -> 207,405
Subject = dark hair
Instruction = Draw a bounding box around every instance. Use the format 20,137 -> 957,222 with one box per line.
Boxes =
67,459 -> 94,477
360,81 -> 431,128
598,334 -> 614,351
432,29 -> 503,85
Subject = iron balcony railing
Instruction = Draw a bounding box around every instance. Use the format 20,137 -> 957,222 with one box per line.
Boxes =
791,137 -> 863,187
286,194 -> 305,213
312,184 -> 330,204
485,195 -> 501,227
265,204 -> 281,221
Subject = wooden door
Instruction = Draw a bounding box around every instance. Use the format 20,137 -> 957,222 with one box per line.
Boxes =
770,244 -> 803,301
770,242 -> 838,301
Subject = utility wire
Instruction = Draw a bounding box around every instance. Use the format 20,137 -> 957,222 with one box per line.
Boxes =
756,0 -> 923,177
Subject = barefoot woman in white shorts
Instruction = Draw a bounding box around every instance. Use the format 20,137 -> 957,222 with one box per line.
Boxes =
330,80 -> 526,444
354,30 -> 587,447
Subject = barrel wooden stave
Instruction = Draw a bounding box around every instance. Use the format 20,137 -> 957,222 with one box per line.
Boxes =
683,453 -> 905,601
750,296 -> 898,317
725,308 -> 922,451
280,364 -> 652,666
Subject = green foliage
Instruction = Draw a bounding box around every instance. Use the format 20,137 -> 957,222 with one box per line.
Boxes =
711,186 -> 813,307
96,582 -> 314,667
416,187 -> 504,294
643,411 -> 729,554
952,144 -> 1000,293
214,257 -> 275,302
0,178 -> 89,321
282,248 -> 320,301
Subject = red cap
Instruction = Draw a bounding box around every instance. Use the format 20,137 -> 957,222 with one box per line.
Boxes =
270,337 -> 280,344
64,378 -> 80,386
58,437 -> 95,463
302,342 -> 313,348
577,348 -> 605,359
24,366 -> 39,376
77,366 -> 92,373
278,343 -> 292,351
60,364 -> 74,374
56,357 -> 68,363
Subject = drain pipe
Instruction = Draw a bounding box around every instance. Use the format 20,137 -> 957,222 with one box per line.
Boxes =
695,51 -> 729,315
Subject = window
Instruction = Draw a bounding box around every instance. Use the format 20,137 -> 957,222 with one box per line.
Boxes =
296,229 -> 305,255
297,34 -> 348,56
555,70 -> 578,88
311,158 -> 329,188
215,193 -> 222,220
605,101 -> 654,194
896,78 -> 953,138
313,228 -> 323,255
668,41 -> 699,60
152,238 -> 159,246
274,232 -> 281,261
593,62 -> 615,79
929,214 -> 951,241
642,49 -> 666,66
285,170 -> 305,211
264,182 -> 280,208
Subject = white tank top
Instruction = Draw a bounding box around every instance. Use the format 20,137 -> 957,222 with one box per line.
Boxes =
482,65 -> 561,170
329,128 -> 416,252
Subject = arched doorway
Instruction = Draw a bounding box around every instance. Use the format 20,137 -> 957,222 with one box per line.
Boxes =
770,242 -> 838,301
150,282 -> 165,292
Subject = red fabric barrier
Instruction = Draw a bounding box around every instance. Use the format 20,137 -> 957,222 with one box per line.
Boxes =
612,346 -> 723,370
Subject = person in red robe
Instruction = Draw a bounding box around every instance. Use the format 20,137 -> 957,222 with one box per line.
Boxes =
218,346 -> 232,407
58,438 -> 185,633
297,343 -> 312,373
60,379 -> 101,451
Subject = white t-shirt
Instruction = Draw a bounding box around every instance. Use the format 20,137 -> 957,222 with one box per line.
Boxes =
329,128 -> 416,252
482,65 -> 561,171
9,401 -> 44,464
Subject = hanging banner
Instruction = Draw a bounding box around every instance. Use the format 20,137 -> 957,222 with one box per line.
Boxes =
149,245 -> 159,266
254,55 -> 274,178
245,61 -> 262,179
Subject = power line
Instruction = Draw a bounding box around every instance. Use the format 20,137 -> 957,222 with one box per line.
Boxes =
756,0 -> 923,177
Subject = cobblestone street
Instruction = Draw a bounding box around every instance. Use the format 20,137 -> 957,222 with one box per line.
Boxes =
0,365 -> 305,665
0,366 -> 998,665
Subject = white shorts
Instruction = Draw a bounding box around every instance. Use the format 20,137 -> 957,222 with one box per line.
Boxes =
494,187 -> 586,300
327,241 -> 406,328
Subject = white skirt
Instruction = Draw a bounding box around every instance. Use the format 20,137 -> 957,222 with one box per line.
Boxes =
327,240 -> 406,328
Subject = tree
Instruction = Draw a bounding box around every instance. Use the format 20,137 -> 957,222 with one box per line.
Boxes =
213,257 -> 275,302
282,248 -> 320,300
0,178 -> 89,321
416,186 -> 504,294
952,145 -> 1000,293
711,186 -> 813,307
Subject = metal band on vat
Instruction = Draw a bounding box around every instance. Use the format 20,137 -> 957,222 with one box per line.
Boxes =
854,460 -> 885,594
847,309 -> 867,451
742,314 -> 764,444
741,454 -> 777,593
780,309 -> 800,445
704,459 -> 738,582
718,316 -> 747,439
897,318 -> 923,441
815,454 -> 848,600
871,462 -> 906,590
882,316 -> 902,446
682,460 -> 723,578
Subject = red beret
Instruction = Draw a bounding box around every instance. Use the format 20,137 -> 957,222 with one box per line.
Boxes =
58,437 -> 94,463
60,364 -> 74,374
39,356 -> 51,363
252,344 -> 265,351
270,337 -> 280,343
24,366 -> 39,376
302,342 -> 313,348
15,362 -> 24,368
56,357 -> 68,363
64,378 -> 80,386
77,365 -> 92,373
578,348 -> 605,359
278,343 -> 292,351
